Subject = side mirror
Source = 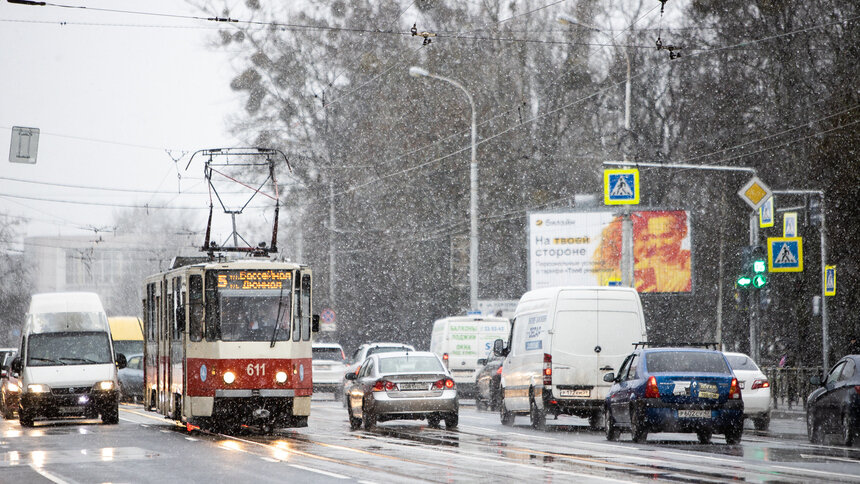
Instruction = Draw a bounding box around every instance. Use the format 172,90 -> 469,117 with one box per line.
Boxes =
11,357 -> 22,374
477,358 -> 487,366
312,314 -> 320,333
809,375 -> 822,386
0,369 -> 6,378
603,372 -> 616,383
493,339 -> 507,357
344,372 -> 357,381
115,353 -> 127,370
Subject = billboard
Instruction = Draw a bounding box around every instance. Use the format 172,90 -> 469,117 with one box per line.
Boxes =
529,210 -> 693,293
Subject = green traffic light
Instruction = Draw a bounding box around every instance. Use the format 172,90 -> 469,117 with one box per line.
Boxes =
753,260 -> 766,273
752,274 -> 767,288
737,276 -> 752,287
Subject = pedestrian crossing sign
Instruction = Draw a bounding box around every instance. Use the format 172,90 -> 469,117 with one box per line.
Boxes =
767,237 -> 803,272
759,196 -> 774,228
604,168 -> 639,205
824,265 -> 836,296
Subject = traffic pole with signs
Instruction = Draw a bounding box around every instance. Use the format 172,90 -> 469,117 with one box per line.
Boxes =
767,237 -> 804,272
603,168 -> 639,288
824,265 -> 836,297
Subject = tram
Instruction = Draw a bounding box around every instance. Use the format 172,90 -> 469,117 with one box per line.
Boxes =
143,257 -> 317,429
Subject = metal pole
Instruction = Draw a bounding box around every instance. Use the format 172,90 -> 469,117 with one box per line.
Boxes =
820,199 -> 829,370
619,47 -> 635,288
749,212 -> 759,362
329,177 -> 336,308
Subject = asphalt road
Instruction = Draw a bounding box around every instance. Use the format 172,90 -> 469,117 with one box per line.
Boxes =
2,396 -> 859,483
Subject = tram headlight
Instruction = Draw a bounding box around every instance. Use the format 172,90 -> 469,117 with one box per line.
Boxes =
275,371 -> 287,383
223,371 -> 236,384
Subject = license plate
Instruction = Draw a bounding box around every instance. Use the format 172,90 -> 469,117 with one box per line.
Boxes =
678,410 -> 712,418
452,370 -> 472,375
58,406 -> 84,414
559,389 -> 590,398
398,383 -> 427,391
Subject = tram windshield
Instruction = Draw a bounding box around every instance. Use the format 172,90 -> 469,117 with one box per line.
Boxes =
216,289 -> 292,342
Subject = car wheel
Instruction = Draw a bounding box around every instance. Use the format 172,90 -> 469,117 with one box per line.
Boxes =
696,429 -> 712,444
529,395 -> 546,430
427,414 -> 442,428
102,404 -> 119,425
753,414 -> 770,431
444,413 -> 458,429
476,398 -> 488,412
808,412 -> 823,444
605,408 -> 620,441
2,398 -> 14,420
725,425 -> 743,445
841,412 -> 855,446
630,406 -> 648,443
500,395 -> 515,426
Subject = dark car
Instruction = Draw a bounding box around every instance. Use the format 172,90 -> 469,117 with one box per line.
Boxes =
475,355 -> 503,411
0,349 -> 19,419
117,354 -> 144,402
604,347 -> 744,444
806,354 -> 860,445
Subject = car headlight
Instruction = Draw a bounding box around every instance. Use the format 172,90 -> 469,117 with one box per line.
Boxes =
6,382 -> 19,393
276,371 -> 287,383
223,371 -> 236,384
27,384 -> 50,393
95,381 -> 114,391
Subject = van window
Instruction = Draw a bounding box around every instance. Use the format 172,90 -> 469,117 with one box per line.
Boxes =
27,332 -> 112,366
30,312 -> 105,333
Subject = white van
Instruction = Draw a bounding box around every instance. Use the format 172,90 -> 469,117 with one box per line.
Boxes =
12,292 -> 126,427
495,287 -> 646,429
430,315 -> 511,396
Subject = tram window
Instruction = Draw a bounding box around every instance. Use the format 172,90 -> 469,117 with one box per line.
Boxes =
205,272 -> 220,341
145,284 -> 155,341
188,275 -> 203,342
300,274 -> 311,342
172,277 -> 182,341
293,275 -> 301,342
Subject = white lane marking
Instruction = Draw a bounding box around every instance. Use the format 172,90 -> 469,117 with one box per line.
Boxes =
800,454 -> 860,464
770,464 -> 860,480
185,437 -> 198,441
261,457 -> 279,462
357,481 -> 378,484
288,464 -> 349,479
28,464 -> 72,484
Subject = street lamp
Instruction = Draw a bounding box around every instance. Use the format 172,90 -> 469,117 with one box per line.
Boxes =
409,66 -> 479,311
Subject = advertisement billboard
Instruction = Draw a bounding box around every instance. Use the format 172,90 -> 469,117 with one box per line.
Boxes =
529,210 -> 693,293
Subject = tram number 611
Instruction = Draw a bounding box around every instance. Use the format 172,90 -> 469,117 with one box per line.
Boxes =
247,363 -> 266,376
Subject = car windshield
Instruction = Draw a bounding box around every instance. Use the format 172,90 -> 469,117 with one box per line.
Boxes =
378,355 -> 444,374
27,332 -> 112,366
113,340 -> 143,357
725,354 -> 760,371
646,351 -> 730,373
367,346 -> 412,358
313,347 -> 344,361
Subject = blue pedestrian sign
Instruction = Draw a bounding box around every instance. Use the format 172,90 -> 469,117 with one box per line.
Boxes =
824,265 -> 836,296
603,169 -> 639,205
767,237 -> 803,272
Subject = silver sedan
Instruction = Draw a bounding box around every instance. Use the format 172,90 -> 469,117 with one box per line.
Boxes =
345,351 -> 458,430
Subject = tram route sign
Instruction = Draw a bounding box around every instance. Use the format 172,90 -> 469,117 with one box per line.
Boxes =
216,269 -> 292,290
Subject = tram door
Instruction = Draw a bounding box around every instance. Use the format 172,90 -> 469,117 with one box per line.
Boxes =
157,278 -> 169,414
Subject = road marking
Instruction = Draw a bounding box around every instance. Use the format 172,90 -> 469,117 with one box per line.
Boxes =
261,457 -> 278,462
185,437 -> 198,441
800,453 -> 860,464
288,463 -> 348,479
28,464 -> 72,484
770,464 -> 860,480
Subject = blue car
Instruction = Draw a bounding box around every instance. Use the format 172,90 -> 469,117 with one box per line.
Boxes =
603,347 -> 744,444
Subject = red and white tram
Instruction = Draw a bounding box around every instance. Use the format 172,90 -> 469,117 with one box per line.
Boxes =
143,258 -> 317,430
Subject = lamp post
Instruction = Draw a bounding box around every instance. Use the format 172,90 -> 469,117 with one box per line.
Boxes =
409,66 -> 479,311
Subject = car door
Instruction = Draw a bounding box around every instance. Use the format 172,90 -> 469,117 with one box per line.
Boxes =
835,359 -> 857,424
815,360 -> 846,430
610,353 -> 638,425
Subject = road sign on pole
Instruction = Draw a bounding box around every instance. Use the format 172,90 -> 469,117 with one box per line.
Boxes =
759,196 -> 774,228
783,212 -> 798,237
737,176 -> 772,210
9,126 -> 40,164
767,237 -> 804,272
320,308 -> 336,332
603,168 -> 639,205
824,265 -> 836,296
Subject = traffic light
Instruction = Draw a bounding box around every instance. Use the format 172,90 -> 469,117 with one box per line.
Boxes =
737,245 -> 767,289
808,196 -> 823,227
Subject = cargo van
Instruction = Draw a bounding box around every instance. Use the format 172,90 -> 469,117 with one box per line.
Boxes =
494,287 -> 646,429
11,292 -> 126,427
108,316 -> 144,357
430,315 -> 511,396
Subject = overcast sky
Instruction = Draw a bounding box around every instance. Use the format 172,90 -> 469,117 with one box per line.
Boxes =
0,1 -> 246,244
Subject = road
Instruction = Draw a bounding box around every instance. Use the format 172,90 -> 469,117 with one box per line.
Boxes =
2,396 -> 860,483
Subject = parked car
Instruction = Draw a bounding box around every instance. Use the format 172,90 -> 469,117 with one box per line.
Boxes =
345,351 -> 458,430
1,349 -> 20,419
724,352 -> 772,430
342,342 -> 415,407
496,287 -> 647,429
806,354 -> 860,446
475,354 -> 504,411
312,343 -> 348,401
603,346 -> 744,444
117,353 -> 144,402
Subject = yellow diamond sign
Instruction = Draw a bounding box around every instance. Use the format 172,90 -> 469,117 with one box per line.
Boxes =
737,176 -> 772,210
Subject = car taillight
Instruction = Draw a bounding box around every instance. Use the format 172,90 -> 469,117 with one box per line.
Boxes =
645,376 -> 660,398
496,366 -> 503,375
373,380 -> 395,392
442,353 -> 449,368
433,378 -> 455,389
854,386 -> 860,395
729,378 -> 741,399
543,353 -> 552,386
750,379 -> 770,390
